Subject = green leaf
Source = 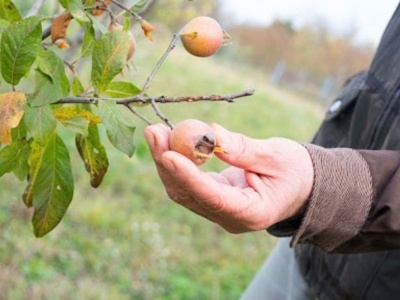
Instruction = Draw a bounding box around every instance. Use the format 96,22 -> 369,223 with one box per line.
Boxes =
0,18 -> 10,34
123,18 -> 131,31
36,48 -> 62,83
59,0 -> 69,9
31,133 -> 74,237
29,69 -> 64,107
61,117 -> 89,136
23,140 -> 45,208
0,0 -> 21,22
105,81 -> 141,98
72,75 -> 85,96
61,70 -> 70,97
127,0 -> 151,13
98,101 -> 136,157
11,119 -> 27,141
76,123 -> 109,187
36,48 -> 69,97
0,144 -> 15,176
24,105 -> 57,146
91,30 -> 131,96
68,0 -> 90,23
88,14 -> 108,34
13,138 -> 31,180
81,23 -> 95,57
0,139 -> 30,180
1,16 -> 42,85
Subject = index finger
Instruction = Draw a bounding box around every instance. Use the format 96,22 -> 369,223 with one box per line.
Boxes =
144,123 -> 171,164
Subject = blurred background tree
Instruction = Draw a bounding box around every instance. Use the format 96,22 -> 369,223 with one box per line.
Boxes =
141,0 -> 220,30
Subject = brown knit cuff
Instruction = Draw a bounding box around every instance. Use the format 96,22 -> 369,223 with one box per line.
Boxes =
291,144 -> 373,252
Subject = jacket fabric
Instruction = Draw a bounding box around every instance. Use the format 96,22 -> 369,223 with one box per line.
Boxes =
295,7 -> 400,300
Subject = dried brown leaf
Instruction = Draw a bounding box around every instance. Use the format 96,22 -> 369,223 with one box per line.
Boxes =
51,11 -> 73,43
141,20 -> 154,41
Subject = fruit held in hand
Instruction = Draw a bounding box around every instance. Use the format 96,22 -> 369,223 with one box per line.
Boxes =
180,16 -> 223,57
169,119 -> 223,165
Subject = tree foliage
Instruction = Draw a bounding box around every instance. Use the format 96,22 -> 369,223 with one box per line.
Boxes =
0,0 -> 151,236
0,0 -> 147,237
0,0 -> 248,237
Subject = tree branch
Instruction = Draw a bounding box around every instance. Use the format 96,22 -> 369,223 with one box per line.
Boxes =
57,89 -> 255,105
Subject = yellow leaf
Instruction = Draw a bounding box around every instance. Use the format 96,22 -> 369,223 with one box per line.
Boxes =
53,106 -> 101,125
0,91 -> 26,145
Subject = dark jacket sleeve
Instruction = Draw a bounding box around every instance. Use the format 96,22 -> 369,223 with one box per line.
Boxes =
269,144 -> 400,253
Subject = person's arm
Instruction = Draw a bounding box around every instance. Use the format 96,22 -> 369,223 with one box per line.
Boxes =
279,145 -> 400,253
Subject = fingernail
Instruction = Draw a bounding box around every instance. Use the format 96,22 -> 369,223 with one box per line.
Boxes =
162,157 -> 176,172
144,128 -> 155,148
210,123 -> 229,153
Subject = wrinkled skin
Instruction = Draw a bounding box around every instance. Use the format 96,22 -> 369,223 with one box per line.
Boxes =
144,123 -> 314,233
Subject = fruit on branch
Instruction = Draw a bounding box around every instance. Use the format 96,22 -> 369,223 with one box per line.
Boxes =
108,22 -> 136,61
91,0 -> 111,16
169,119 -> 224,166
180,16 -> 223,57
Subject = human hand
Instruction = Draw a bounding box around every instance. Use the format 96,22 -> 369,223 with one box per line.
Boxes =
144,122 -> 314,233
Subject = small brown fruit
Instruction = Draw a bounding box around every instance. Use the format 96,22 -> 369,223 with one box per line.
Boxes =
108,22 -> 136,61
91,0 -> 107,16
180,16 -> 223,57
169,119 -> 219,166
54,39 -> 70,49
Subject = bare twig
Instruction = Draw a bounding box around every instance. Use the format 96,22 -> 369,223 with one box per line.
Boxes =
139,33 -> 180,96
150,99 -> 174,129
124,104 -> 152,125
137,33 -> 181,127
136,0 -> 156,14
111,0 -> 143,23
57,89 -> 255,105
26,0 -> 46,17
42,26 -> 51,40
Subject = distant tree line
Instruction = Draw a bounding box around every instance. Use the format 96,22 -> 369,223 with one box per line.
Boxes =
229,20 -> 375,99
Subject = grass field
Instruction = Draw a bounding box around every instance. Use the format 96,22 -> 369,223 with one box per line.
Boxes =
0,30 -> 324,299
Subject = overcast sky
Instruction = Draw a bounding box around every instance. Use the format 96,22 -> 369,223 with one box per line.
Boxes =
220,0 -> 399,45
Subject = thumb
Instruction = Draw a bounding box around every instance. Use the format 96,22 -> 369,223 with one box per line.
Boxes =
211,123 -> 269,173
